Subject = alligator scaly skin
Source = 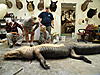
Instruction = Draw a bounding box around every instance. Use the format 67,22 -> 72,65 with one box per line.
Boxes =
4,42 -> 100,59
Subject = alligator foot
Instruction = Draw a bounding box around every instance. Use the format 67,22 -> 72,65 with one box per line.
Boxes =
40,60 -> 50,70
81,56 -> 92,64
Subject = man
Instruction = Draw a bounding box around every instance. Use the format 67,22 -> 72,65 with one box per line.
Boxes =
23,16 -> 39,47
6,20 -> 24,48
38,7 -> 54,34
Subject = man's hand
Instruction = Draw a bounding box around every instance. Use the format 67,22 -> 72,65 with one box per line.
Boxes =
51,24 -> 54,29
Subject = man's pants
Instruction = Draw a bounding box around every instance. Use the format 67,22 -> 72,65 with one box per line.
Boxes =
6,33 -> 23,46
46,26 -> 51,34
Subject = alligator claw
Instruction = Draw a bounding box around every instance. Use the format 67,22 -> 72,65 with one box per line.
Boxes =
44,64 -> 50,70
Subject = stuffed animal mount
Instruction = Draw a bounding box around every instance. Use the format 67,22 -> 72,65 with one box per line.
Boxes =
15,0 -> 23,9
81,0 -> 93,12
87,8 -> 97,18
37,0 -> 44,10
5,0 -> 13,8
26,0 -> 35,12
50,0 -> 58,12
4,42 -> 100,69
98,12 -> 100,19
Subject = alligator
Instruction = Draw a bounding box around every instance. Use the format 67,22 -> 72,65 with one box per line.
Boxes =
3,42 -> 100,70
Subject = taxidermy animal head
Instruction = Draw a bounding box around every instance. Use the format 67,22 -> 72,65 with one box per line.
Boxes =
81,0 -> 93,12
50,0 -> 58,12
26,0 -> 35,11
16,0 -> 23,10
98,12 -> 100,19
37,0 -> 44,10
87,8 -> 97,18
5,0 -> 13,8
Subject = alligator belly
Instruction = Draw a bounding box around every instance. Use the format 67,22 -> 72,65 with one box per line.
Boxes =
39,46 -> 70,59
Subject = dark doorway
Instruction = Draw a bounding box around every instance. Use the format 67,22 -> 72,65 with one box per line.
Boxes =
61,3 -> 76,37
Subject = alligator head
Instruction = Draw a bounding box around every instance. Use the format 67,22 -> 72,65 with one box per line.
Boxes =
4,50 -> 23,59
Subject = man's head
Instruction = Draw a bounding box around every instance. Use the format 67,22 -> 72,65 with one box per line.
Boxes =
6,19 -> 12,25
31,16 -> 37,22
45,6 -> 50,12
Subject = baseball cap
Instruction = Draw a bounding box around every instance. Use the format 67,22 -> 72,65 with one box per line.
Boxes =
45,6 -> 50,9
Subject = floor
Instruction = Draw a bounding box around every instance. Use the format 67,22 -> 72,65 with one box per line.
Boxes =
0,39 -> 100,75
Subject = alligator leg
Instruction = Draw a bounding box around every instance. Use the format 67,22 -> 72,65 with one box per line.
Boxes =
70,49 -> 92,64
34,49 -> 50,70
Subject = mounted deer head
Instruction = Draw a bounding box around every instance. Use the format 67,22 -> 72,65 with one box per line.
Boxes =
81,0 -> 93,12
15,0 -> 23,10
50,0 -> 58,12
5,0 -> 13,8
37,0 -> 44,11
26,0 -> 35,12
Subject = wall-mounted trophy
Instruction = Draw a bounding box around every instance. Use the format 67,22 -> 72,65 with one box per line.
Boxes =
15,0 -> 23,10
5,0 -> 13,8
37,0 -> 44,11
26,0 -> 35,12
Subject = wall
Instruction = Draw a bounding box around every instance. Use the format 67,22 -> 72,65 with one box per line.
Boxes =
75,0 -> 100,33
0,0 -> 42,18
0,0 -> 100,37
45,0 -> 100,36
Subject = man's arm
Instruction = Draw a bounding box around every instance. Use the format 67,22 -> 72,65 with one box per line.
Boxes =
38,17 -> 42,22
50,13 -> 54,28
51,20 -> 54,28
16,22 -> 24,32
32,22 -> 39,31
38,12 -> 44,22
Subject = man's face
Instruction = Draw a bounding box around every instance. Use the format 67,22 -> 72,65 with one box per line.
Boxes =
9,22 -> 13,26
45,8 -> 49,12
31,16 -> 37,22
